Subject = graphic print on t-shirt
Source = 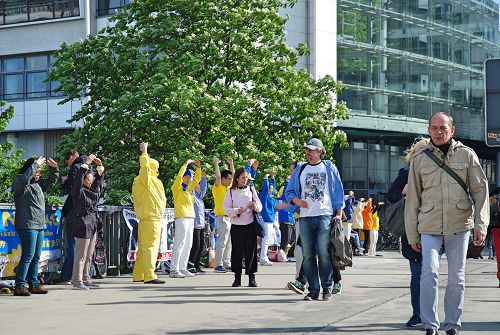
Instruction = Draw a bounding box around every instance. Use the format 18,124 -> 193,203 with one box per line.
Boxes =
304,172 -> 327,204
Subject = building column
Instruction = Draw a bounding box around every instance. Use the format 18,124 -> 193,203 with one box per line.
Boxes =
308,0 -> 337,81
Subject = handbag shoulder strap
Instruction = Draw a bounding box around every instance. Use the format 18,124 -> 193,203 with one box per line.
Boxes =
423,149 -> 469,196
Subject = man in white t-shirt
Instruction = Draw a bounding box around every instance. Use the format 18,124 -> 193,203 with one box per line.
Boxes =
285,138 -> 345,301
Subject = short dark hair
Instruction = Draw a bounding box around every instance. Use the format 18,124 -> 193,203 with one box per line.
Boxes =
221,169 -> 232,179
64,149 -> 79,161
428,112 -> 454,127
19,157 -> 36,175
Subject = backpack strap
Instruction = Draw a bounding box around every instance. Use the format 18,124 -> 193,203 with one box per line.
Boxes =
423,149 -> 469,197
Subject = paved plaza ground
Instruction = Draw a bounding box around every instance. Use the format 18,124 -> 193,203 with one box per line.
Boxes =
1,251 -> 498,335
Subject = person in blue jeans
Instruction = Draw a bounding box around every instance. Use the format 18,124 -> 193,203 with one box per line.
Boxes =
285,138 -> 345,301
12,156 -> 59,296
60,149 -> 86,284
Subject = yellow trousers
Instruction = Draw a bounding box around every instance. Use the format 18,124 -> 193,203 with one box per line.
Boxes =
132,219 -> 161,282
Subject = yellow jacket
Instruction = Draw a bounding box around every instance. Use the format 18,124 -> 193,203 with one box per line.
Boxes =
171,163 -> 201,218
132,153 -> 167,221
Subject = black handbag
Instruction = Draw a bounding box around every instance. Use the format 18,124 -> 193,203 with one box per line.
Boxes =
252,211 -> 265,238
385,197 -> 406,237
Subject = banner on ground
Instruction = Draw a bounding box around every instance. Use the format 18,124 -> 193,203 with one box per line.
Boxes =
0,208 -> 62,278
122,209 -> 174,262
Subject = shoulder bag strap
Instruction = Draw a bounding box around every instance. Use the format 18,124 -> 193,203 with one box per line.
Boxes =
423,149 -> 469,197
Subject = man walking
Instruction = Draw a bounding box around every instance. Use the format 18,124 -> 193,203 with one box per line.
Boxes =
405,112 -> 489,335
285,138 -> 345,301
132,142 -> 167,284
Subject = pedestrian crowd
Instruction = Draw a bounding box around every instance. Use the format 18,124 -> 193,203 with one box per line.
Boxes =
9,112 -> 499,335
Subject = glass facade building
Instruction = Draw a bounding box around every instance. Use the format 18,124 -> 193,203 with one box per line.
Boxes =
335,0 -> 500,198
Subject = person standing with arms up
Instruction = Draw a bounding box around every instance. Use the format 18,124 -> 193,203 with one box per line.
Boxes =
132,142 -> 167,284
285,138 -> 345,301
70,154 -> 105,290
12,156 -> 59,296
405,112 -> 489,335
170,159 -> 202,278
212,156 -> 235,273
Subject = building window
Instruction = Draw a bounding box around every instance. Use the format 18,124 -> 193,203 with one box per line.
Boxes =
0,0 -> 80,26
0,53 -> 60,101
97,0 -> 130,17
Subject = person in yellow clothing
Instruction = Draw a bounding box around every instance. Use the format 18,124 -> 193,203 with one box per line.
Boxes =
170,159 -> 202,278
132,142 -> 167,284
212,156 -> 235,273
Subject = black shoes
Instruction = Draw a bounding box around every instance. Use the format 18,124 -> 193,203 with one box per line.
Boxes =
144,279 -> 165,284
232,274 -> 241,287
445,330 -> 459,335
406,314 -> 423,327
322,290 -> 332,301
248,274 -> 257,287
426,329 -> 439,335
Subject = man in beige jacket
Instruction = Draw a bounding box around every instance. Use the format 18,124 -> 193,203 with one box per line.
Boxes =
405,112 -> 489,335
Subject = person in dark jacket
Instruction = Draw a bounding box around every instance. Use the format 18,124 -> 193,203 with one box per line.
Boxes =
387,137 -> 429,327
12,156 -> 59,296
70,154 -> 105,290
59,149 -> 86,284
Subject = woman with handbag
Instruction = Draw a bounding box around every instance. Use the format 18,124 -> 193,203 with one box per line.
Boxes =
70,154 -> 105,290
222,167 -> 262,287
387,137 -> 429,327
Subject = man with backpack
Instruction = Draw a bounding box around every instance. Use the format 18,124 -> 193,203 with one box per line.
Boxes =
285,138 -> 345,301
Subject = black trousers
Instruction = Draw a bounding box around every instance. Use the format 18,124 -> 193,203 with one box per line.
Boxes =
230,223 -> 257,275
188,228 -> 204,269
297,261 -> 341,285
362,229 -> 371,254
279,222 -> 293,251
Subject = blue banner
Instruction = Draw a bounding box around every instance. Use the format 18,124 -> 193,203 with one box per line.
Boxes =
0,208 -> 62,278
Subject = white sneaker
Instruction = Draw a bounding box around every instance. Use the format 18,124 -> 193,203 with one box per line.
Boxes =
260,260 -> 273,266
278,250 -> 288,262
72,284 -> 89,290
169,270 -> 186,278
180,270 -> 195,277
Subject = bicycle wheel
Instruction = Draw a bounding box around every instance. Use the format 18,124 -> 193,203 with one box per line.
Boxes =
92,235 -> 108,278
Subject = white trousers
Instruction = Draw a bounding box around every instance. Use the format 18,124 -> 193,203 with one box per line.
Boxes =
260,222 -> 274,262
171,218 -> 195,271
214,216 -> 232,267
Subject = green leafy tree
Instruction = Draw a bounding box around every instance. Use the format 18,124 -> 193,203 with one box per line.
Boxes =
0,101 -> 24,202
49,0 -> 350,205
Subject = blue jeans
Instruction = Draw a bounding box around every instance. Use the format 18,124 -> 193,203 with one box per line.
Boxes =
15,229 -> 44,288
409,259 -> 422,316
61,219 -> 75,281
299,215 -> 333,294
420,231 -> 469,331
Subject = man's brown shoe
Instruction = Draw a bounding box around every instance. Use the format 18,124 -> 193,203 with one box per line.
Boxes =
14,286 -> 31,296
29,284 -> 48,294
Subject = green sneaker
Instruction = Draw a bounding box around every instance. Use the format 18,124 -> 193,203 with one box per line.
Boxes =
332,283 -> 342,294
287,280 -> 305,294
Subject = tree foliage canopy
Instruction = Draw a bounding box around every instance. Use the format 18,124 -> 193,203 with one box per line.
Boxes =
49,0 -> 350,205
0,101 -> 24,202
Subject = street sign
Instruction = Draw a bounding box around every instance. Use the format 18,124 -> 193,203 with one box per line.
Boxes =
485,58 -> 500,147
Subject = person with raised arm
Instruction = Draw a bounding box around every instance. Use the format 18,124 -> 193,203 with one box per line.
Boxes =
132,142 -> 167,284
